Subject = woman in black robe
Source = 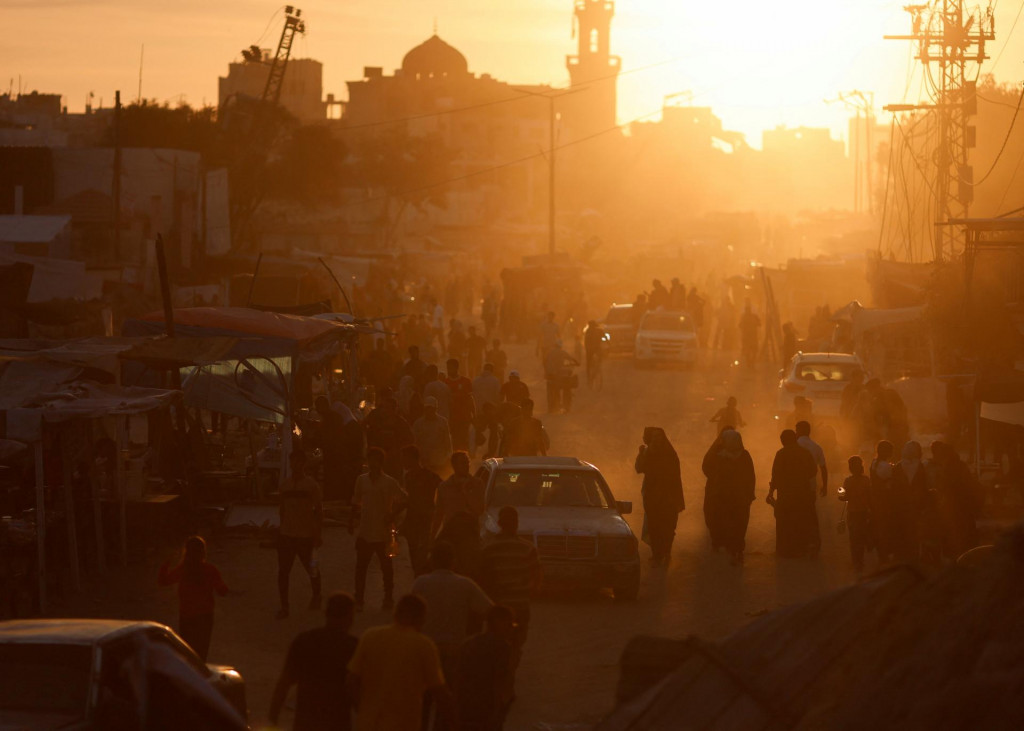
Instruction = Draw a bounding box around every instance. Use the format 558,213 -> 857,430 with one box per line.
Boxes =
702,428 -> 756,565
768,430 -> 818,557
635,427 -> 685,567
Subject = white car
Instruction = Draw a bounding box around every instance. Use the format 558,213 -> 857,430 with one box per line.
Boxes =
634,310 -> 698,366
0,619 -> 247,730
777,352 -> 864,417
476,456 -> 641,600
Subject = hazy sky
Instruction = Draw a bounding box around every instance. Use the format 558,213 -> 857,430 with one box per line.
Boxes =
5,0 -> 1024,147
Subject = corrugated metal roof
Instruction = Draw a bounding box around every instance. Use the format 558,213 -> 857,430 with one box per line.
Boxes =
0,214 -> 71,243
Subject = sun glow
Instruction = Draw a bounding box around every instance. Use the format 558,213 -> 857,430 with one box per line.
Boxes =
615,0 -> 912,145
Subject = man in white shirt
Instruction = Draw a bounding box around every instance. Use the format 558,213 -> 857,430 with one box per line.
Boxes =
351,447 -> 407,611
795,420 -> 827,556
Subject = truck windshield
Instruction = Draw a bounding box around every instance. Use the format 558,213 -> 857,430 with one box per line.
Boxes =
489,470 -> 613,508
641,313 -> 692,332
0,644 -> 91,719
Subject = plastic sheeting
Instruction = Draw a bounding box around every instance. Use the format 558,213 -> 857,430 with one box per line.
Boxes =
181,357 -> 290,424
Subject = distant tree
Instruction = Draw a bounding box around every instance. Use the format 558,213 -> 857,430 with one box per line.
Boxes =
265,125 -> 346,203
100,100 -> 219,159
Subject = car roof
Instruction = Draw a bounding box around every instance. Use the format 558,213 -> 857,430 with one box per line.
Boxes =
485,456 -> 599,471
0,619 -> 165,645
793,352 -> 862,363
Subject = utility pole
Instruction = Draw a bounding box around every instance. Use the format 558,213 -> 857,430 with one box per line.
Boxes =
885,1 -> 994,261
831,90 -> 875,214
513,86 -> 586,257
548,96 -> 556,257
113,90 -> 122,260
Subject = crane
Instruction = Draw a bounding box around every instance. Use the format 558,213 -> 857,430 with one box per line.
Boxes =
220,6 -> 306,249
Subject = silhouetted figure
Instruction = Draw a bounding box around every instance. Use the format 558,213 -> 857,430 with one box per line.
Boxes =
351,447 -> 406,611
269,593 -> 357,731
710,396 -> 745,433
768,430 -> 818,558
796,420 -> 827,555
739,300 -> 760,368
158,535 -> 228,661
869,440 -> 897,564
276,450 -> 323,619
931,441 -> 980,559
444,358 -> 476,452
781,321 -> 797,368
702,429 -> 756,565
457,605 -> 517,731
635,427 -> 685,567
839,456 -> 873,575
400,445 -> 441,577
893,440 -> 928,562
365,395 -> 414,479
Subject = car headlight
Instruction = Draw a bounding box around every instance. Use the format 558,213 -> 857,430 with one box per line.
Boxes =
600,535 -> 638,560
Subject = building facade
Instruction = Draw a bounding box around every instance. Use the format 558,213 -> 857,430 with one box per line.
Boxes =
218,54 -> 327,123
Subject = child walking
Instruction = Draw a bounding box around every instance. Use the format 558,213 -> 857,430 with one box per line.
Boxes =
839,456 -> 873,575
158,535 -> 229,660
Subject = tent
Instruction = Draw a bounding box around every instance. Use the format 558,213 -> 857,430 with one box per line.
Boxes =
599,528 -> 1024,730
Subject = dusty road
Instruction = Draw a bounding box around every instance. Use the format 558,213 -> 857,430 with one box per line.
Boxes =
63,344 -> 861,730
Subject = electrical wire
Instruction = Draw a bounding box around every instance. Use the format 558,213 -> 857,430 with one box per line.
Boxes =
990,0 -> 1024,73
335,55 -> 689,133
973,83 -> 1024,186
336,103 -> 667,211
253,6 -> 286,48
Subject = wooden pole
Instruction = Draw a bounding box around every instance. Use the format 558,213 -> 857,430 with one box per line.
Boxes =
118,417 -> 128,567
60,432 -> 81,592
113,90 -> 122,260
90,466 -> 106,574
34,440 -> 47,614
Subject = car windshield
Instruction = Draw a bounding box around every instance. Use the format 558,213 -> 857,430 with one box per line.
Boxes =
794,361 -> 859,382
641,313 -> 692,332
0,644 -> 92,718
489,470 -> 613,508
605,307 -> 633,325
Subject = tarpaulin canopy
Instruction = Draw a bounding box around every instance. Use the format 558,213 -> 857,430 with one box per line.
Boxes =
0,337 -> 142,375
5,382 -> 179,441
974,368 -> 1024,404
980,401 -> 1024,427
831,300 -> 926,340
0,360 -> 82,410
118,335 -> 238,368
138,307 -> 350,343
125,307 -> 356,362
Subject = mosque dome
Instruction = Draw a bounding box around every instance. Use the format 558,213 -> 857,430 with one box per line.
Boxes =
401,34 -> 469,79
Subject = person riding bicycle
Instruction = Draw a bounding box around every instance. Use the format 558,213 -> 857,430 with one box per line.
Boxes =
584,320 -> 607,385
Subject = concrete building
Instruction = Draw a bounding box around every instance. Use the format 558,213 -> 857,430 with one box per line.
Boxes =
342,34 -> 557,226
762,125 -> 851,211
218,53 -> 328,122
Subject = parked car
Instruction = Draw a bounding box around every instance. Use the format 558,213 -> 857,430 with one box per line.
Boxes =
777,352 -> 865,417
0,619 -> 247,730
476,456 -> 641,600
600,303 -> 637,355
633,310 -> 698,366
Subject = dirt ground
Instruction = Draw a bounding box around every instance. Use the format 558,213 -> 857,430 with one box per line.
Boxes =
59,343 -> 864,730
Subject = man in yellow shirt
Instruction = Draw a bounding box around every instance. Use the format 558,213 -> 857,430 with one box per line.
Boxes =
347,594 -> 457,731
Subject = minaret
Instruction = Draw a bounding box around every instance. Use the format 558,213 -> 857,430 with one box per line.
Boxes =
566,0 -> 620,135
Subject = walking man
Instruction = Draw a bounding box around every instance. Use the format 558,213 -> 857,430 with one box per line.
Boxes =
351,447 -> 406,611
269,593 -> 358,731
401,444 -> 441,577
795,420 -> 828,555
478,506 -> 542,694
277,450 -> 322,619
346,595 -> 457,731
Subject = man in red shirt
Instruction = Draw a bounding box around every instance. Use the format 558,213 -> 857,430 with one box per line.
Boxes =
444,358 -> 476,452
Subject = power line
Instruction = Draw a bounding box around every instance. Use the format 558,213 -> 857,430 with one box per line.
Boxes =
338,103 -> 667,211
336,55 -> 689,133
990,0 -> 1024,72
973,82 -> 1024,185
